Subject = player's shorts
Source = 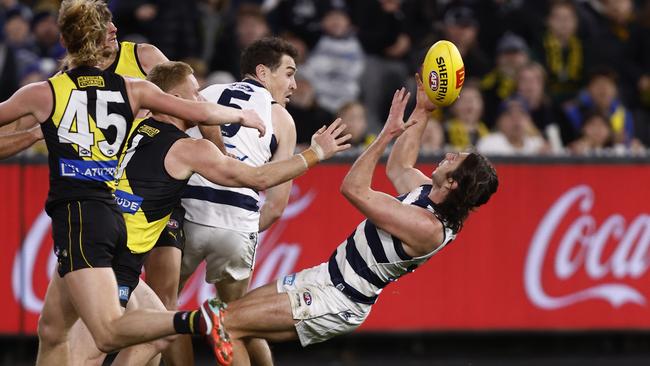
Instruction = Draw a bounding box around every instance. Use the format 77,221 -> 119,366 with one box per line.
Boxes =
112,246 -> 148,307
153,206 -> 185,251
50,200 -> 127,278
277,262 -> 371,347
181,221 -> 258,284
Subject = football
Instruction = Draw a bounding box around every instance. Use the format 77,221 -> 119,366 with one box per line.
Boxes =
421,40 -> 465,107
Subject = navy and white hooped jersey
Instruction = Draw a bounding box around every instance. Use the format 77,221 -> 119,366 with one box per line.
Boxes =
328,184 -> 456,305
182,79 -> 277,232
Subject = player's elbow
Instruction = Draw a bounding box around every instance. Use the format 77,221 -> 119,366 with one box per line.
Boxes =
340,180 -> 361,201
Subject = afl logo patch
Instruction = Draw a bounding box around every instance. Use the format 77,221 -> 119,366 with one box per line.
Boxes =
167,219 -> 179,229
429,70 -> 439,92
303,291 -> 312,306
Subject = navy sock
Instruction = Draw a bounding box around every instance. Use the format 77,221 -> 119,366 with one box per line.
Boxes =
173,310 -> 203,335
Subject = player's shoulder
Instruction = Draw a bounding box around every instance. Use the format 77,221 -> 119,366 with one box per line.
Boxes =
271,103 -> 295,127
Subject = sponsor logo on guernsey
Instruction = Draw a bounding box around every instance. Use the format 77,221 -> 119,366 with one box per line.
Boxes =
283,273 -> 296,286
59,159 -> 117,182
118,286 -> 130,301
114,189 -> 144,214
303,291 -> 312,306
77,76 -> 105,88
435,56 -> 449,102
137,124 -> 160,137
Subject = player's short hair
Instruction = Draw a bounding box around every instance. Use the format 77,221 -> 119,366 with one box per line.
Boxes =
147,61 -> 194,93
240,37 -> 298,79
437,153 -> 498,233
58,0 -> 112,67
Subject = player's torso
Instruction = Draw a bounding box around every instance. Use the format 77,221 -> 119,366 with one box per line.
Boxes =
182,80 -> 277,232
42,66 -> 134,211
106,41 -> 147,80
114,118 -> 189,253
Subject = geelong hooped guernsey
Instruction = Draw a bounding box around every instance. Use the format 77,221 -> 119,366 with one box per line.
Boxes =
114,118 -> 189,253
328,185 -> 456,305
182,79 -> 277,232
42,66 -> 134,212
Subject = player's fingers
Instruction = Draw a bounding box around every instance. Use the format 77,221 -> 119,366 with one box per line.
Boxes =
336,133 -> 352,144
332,122 -> 347,137
326,118 -> 343,133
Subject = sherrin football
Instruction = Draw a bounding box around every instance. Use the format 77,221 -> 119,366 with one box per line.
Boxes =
422,40 -> 465,107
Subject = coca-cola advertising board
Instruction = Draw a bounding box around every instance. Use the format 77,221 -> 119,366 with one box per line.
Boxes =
2,162 -> 650,335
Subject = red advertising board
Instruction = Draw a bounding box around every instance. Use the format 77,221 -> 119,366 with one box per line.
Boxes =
2,162 -> 650,334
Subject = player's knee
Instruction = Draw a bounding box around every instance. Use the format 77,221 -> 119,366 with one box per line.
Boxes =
37,314 -> 66,347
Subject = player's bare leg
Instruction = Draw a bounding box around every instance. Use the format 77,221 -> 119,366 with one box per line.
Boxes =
144,246 -> 194,366
36,272 -> 79,365
216,276 -> 274,366
69,320 -> 106,366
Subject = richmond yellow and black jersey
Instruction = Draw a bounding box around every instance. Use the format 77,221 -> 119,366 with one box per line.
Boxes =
113,118 -> 189,253
41,66 -> 134,212
106,41 -> 147,79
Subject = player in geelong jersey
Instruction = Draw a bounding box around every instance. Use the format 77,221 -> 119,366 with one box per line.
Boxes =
180,37 -> 303,363
203,77 -> 499,364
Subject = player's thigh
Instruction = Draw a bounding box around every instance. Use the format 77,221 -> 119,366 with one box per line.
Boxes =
38,272 -> 79,341
203,227 -> 258,283
144,246 -> 182,308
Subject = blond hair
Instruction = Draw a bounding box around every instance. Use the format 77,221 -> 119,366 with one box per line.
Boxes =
146,61 -> 194,92
58,0 -> 112,67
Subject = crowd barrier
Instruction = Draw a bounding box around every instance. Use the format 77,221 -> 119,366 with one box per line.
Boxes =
1,157 -> 649,334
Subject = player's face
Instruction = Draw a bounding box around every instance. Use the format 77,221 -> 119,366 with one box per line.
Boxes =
266,55 -> 297,107
104,22 -> 118,51
431,152 -> 468,188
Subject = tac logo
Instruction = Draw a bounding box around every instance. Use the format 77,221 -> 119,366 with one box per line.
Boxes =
429,70 -> 439,92
456,67 -> 466,89
283,273 -> 296,286
118,286 -> 130,301
303,291 -> 312,306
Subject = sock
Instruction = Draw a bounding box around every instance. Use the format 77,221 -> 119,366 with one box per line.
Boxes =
173,310 -> 204,335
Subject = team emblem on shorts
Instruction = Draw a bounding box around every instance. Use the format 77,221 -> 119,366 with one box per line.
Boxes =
303,291 -> 312,306
167,219 -> 179,229
118,286 -> 130,301
283,274 -> 296,286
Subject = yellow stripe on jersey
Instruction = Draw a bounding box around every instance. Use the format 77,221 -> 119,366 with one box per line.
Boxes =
115,42 -> 147,79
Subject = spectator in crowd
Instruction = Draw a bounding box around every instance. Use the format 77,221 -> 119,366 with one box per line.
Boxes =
30,10 -> 65,61
301,3 -> 364,114
562,68 -> 635,145
420,116 -> 444,154
477,97 -> 548,156
352,0 -> 412,131
147,0 -> 202,61
444,80 -> 489,151
287,77 -> 334,147
568,111 -> 614,155
268,0 -> 331,49
533,0 -> 587,103
481,32 -> 530,128
586,0 -> 640,104
210,4 -> 270,80
439,5 -> 490,79
633,0 -> 650,110
515,62 -> 559,142
337,101 -> 374,149
0,39 -> 20,103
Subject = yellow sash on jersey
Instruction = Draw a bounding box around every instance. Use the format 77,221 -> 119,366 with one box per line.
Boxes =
115,42 -> 147,79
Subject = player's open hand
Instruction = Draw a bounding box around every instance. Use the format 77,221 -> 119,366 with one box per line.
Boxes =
380,88 -> 416,139
310,118 -> 352,160
415,73 -> 436,112
240,109 -> 266,137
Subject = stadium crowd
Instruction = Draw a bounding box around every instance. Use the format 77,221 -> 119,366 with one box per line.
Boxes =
1,0 -> 650,157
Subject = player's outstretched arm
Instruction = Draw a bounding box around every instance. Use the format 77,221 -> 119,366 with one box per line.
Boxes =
127,78 -> 266,136
0,82 -> 52,128
166,118 -> 350,191
386,74 -> 436,195
0,124 -> 43,159
341,88 -> 442,256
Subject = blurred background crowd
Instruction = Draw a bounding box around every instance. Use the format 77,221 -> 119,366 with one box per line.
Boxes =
2,0 -> 650,157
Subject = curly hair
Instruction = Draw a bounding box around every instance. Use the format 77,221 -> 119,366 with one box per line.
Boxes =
240,37 -> 298,79
58,0 -> 113,67
435,153 -> 498,233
